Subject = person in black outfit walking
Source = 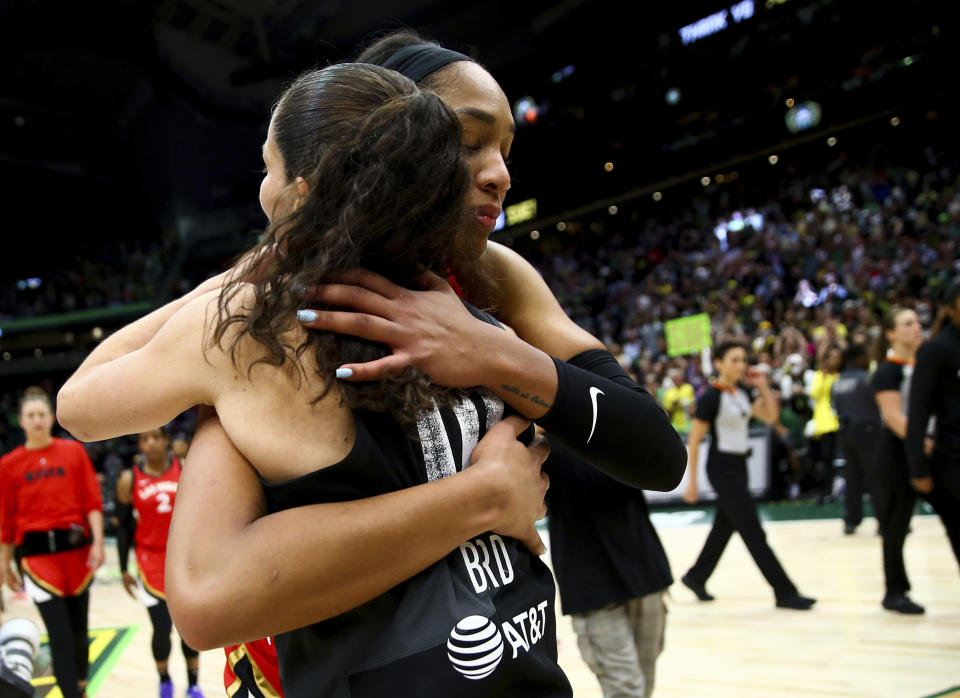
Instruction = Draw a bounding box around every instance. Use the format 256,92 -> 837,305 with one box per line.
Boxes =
905,280 -> 960,575
547,441 -> 672,698
682,342 -> 816,610
870,306 -> 938,614
831,343 -> 881,535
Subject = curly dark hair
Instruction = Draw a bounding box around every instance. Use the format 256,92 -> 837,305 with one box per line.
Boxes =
212,63 -> 471,427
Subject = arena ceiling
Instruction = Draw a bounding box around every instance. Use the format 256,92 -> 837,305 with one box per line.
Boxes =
0,0 -> 952,266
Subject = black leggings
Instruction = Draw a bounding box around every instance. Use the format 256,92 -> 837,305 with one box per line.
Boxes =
35,591 -> 89,698
686,452 -> 798,599
147,599 -> 199,664
873,439 -> 960,595
837,423 -> 879,527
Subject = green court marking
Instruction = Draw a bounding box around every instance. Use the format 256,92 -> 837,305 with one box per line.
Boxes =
31,625 -> 139,697
539,498 -> 936,531
922,687 -> 960,698
646,498 -> 934,525
85,625 -> 139,696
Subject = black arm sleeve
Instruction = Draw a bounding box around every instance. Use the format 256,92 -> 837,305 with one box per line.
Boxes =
115,500 -> 134,574
905,342 -> 941,479
535,349 -> 687,491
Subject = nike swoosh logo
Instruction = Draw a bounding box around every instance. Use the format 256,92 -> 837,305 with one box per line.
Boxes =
587,387 -> 604,444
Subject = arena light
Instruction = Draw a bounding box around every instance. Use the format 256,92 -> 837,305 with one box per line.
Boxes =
604,162 -> 614,172
785,101 -> 822,133
665,87 -> 681,105
678,0 -> 754,45
505,198 -> 537,226
653,191 -> 663,201
513,96 -> 538,125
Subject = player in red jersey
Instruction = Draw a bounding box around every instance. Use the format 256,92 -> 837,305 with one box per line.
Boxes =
116,427 -> 204,698
1,387 -> 104,698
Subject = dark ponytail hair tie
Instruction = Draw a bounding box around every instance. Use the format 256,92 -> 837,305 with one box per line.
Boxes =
379,44 -> 473,83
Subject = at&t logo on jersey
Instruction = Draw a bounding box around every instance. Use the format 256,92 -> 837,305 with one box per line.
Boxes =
446,599 -> 551,681
447,616 -> 504,680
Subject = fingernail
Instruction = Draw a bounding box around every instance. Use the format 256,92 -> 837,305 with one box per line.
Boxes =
335,367 -> 353,380
297,310 -> 317,323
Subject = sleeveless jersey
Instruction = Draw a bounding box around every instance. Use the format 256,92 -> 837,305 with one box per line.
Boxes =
132,459 -> 181,550
262,304 -> 572,698
224,638 -> 284,698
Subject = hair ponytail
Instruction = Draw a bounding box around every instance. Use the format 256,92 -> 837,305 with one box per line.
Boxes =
214,63 -> 470,428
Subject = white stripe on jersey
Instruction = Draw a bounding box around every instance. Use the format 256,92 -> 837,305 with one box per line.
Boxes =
417,402 -> 457,483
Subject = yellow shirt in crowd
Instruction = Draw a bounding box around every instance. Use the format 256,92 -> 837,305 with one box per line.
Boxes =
663,382 -> 696,435
809,370 -> 840,436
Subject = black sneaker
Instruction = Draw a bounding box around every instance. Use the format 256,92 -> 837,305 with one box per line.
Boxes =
844,523 -> 857,535
776,593 -> 817,610
681,573 -> 715,601
882,593 -> 925,615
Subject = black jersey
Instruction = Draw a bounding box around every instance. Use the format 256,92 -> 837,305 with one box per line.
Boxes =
871,359 -> 912,463
906,322 -> 960,477
832,368 -> 881,427
545,441 -> 672,616
695,382 -> 756,456
261,308 -> 572,698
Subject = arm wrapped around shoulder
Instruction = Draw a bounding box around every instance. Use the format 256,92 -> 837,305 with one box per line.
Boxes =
536,349 -> 687,491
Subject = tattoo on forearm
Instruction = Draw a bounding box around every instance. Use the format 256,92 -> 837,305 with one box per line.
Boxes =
501,384 -> 552,409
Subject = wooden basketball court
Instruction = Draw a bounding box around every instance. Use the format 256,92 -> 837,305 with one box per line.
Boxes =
4,510 -> 957,697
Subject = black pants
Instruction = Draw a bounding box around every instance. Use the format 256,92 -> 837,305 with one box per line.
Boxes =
871,443 -> 960,595
925,453 -> 960,574
35,591 -> 89,698
809,431 -> 838,498
837,422 -> 879,527
686,452 -> 798,599
147,599 -> 199,664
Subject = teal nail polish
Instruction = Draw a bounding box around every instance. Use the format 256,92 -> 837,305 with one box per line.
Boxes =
297,310 -> 317,323
336,367 -> 353,380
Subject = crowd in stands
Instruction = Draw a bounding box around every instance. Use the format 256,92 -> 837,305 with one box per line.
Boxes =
511,138 -> 959,497
0,235 -> 175,319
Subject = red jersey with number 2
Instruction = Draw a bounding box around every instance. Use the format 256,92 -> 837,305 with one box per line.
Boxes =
132,459 -> 181,550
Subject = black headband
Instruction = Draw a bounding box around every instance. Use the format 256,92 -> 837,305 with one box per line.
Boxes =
380,44 -> 473,84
